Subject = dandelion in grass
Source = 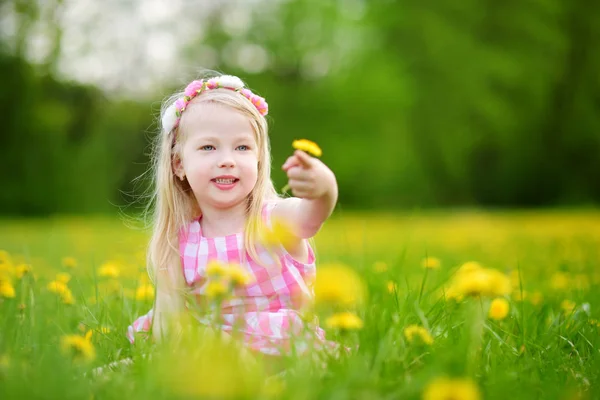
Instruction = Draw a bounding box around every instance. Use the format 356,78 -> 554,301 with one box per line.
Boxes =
206,260 -> 228,277
0,277 -> 15,298
0,250 -> 13,276
422,257 -> 441,269
97,261 -> 120,278
448,264 -> 511,298
404,324 -> 434,345
387,281 -> 398,294
135,284 -> 155,301
488,298 -> 509,320
15,263 -> 31,279
227,263 -> 254,287
326,311 -> 364,331
258,216 -> 296,250
206,280 -> 229,299
60,330 -> 95,363
62,256 -> 77,269
314,264 -> 366,307
561,299 -> 576,314
422,377 -> 481,400
56,272 -> 71,284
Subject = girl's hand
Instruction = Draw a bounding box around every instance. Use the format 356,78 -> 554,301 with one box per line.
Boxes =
282,150 -> 337,200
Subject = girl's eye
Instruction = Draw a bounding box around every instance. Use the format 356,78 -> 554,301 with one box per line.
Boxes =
236,145 -> 250,151
199,145 -> 215,151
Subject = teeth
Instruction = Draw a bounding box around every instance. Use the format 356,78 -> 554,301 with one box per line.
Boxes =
215,178 -> 235,184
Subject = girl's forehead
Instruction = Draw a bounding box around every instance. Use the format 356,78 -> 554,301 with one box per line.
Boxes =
179,103 -> 256,140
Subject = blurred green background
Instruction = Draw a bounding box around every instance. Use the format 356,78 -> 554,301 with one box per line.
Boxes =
1,0 -> 599,215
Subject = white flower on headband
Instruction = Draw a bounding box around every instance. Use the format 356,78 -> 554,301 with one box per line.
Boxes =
216,75 -> 245,90
161,75 -> 269,135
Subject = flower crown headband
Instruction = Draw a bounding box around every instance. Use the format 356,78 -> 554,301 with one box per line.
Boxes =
161,75 -> 268,135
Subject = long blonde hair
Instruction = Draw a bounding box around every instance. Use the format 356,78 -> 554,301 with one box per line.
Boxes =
145,75 -> 278,337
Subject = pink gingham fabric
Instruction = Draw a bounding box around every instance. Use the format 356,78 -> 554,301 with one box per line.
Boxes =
127,202 -> 336,356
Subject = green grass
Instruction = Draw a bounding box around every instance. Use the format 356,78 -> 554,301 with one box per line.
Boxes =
0,210 -> 599,399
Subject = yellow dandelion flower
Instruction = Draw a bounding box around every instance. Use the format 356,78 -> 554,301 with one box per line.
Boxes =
97,262 -> 120,278
372,261 -> 388,273
326,311 -> 364,330
47,280 -> 68,294
56,272 -> 71,284
61,288 -> 75,305
0,280 -> 16,298
258,216 -> 297,250
314,264 -> 366,307
62,257 -> 77,269
387,281 -> 398,294
528,291 -> 543,306
422,257 -> 441,269
206,260 -> 228,277
422,377 -> 481,400
550,272 -> 569,290
98,326 -> 111,334
292,139 -> 322,157
404,324 -> 434,345
457,261 -> 483,275
15,264 -> 32,279
227,263 -> 254,287
60,332 -> 95,363
488,298 -> 510,320
449,267 -> 511,298
135,284 -> 155,301
206,280 -> 229,299
561,299 -> 576,314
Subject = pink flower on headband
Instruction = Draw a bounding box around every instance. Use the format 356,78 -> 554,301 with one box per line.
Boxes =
184,80 -> 205,98
206,78 -> 220,89
174,98 -> 187,115
240,89 -> 268,116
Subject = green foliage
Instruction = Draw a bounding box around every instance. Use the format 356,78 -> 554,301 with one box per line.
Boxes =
1,0 -> 600,214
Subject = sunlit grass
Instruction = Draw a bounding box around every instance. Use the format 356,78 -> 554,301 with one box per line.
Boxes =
0,210 -> 599,399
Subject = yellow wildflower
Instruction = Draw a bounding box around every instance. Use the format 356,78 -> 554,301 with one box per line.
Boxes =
15,264 -> 32,279
227,263 -> 254,287
422,257 -> 441,269
404,324 -> 434,345
47,280 -> 68,294
206,280 -> 229,299
292,139 -> 322,157
135,284 -> 155,301
488,298 -> 510,320
550,272 -> 569,290
61,288 -> 75,305
387,281 -> 398,294
60,331 -> 95,363
98,326 -> 111,334
0,251 -> 13,277
97,262 -> 120,278
561,299 -> 576,314
422,377 -> 481,400
0,279 -> 15,298
372,261 -> 388,273
449,266 -> 511,298
62,257 -> 77,269
326,312 -> 364,330
457,261 -> 483,275
206,260 -> 228,277
314,264 -> 366,307
258,216 -> 297,250
56,272 -> 71,284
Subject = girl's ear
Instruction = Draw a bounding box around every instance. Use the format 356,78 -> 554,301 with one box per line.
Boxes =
172,153 -> 185,181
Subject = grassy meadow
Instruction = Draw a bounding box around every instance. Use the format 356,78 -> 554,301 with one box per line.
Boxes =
0,210 -> 599,399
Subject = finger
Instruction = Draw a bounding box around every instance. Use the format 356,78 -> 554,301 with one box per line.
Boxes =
294,150 -> 314,168
282,155 -> 301,172
288,179 -> 312,193
286,166 -> 310,180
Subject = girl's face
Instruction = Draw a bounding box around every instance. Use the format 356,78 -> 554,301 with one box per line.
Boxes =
176,103 -> 259,211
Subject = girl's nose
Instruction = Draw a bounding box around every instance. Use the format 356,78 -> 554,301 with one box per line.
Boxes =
218,153 -> 235,168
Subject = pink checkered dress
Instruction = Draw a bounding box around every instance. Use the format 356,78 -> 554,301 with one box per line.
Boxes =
127,202 -> 335,356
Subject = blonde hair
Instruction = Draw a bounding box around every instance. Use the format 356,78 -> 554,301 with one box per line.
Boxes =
145,75 -> 278,338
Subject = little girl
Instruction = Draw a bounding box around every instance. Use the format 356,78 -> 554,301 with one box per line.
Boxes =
127,74 -> 339,357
